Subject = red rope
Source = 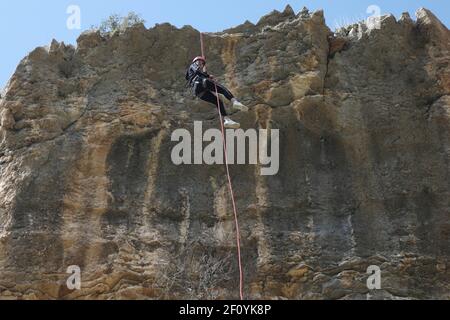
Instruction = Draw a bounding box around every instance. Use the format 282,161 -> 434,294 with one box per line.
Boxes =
200,32 -> 206,63
214,83 -> 244,301
200,32 -> 244,300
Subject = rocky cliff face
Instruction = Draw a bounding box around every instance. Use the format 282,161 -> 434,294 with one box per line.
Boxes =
0,6 -> 449,299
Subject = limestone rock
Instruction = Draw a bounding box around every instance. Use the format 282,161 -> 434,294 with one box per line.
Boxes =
0,108 -> 15,130
0,7 -> 449,300
257,5 -> 296,28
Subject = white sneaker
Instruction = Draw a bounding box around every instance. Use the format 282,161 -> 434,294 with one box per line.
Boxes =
224,117 -> 240,129
231,98 -> 249,112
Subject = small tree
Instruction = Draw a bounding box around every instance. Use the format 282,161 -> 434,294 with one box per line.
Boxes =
122,12 -> 145,29
97,12 -> 145,36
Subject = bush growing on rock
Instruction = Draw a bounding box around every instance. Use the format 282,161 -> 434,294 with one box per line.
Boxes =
94,12 -> 146,36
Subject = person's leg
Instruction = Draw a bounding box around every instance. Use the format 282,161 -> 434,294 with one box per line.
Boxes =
203,78 -> 249,112
204,79 -> 234,101
199,90 -> 227,116
198,89 -> 240,129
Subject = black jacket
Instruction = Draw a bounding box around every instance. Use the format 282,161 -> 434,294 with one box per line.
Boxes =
185,62 -> 210,86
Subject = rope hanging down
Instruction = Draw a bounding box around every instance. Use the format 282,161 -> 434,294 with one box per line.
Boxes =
200,32 -> 244,301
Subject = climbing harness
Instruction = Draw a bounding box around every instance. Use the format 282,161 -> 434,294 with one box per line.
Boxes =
200,32 -> 244,301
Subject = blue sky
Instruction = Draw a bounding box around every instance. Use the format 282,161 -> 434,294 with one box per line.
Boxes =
0,0 -> 448,90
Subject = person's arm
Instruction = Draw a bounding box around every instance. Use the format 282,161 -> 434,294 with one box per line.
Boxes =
192,63 -> 210,78
202,66 -> 215,80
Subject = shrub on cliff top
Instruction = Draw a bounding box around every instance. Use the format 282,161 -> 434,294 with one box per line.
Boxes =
94,12 -> 146,36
